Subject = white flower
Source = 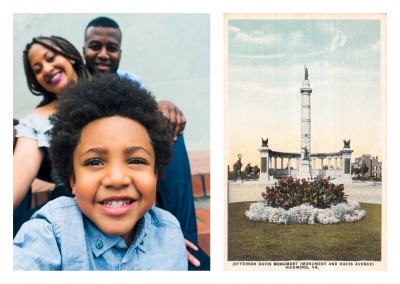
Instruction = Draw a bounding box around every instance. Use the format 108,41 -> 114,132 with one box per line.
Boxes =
245,201 -> 365,225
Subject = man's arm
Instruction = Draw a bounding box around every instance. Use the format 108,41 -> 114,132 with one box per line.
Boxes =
117,71 -> 187,138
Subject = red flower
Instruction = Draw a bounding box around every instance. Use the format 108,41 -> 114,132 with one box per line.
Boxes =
269,191 -> 273,196
265,186 -> 270,191
318,177 -> 322,182
328,185 -> 333,191
303,187 -> 308,192
282,186 -> 287,192
327,176 -> 331,180
261,192 -> 266,197
301,178 -> 306,183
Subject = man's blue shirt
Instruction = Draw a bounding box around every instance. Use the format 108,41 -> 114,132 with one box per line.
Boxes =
13,197 -> 188,270
117,70 -> 142,85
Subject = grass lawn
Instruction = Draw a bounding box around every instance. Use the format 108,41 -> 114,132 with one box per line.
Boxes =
228,202 -> 381,261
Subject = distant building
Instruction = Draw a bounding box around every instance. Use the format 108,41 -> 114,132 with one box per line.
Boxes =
352,154 -> 382,178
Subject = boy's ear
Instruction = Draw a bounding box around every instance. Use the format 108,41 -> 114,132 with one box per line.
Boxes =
69,173 -> 77,195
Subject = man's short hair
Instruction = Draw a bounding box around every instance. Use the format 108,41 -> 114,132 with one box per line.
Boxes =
85,16 -> 120,32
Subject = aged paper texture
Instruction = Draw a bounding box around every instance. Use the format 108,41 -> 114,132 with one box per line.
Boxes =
224,13 -> 386,271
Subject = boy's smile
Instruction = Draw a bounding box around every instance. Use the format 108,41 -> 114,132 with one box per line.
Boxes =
70,116 -> 157,246
99,195 -> 136,216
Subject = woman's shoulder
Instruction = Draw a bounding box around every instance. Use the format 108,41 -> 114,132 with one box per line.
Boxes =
17,113 -> 52,130
15,113 -> 52,147
32,102 -> 56,116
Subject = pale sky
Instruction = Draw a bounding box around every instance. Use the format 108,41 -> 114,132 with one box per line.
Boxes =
226,16 -> 384,168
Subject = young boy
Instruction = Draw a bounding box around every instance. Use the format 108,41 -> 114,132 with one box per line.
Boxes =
13,74 -> 188,270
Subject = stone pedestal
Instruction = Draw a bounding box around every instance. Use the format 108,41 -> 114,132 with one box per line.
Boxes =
298,159 -> 312,179
258,146 -> 270,182
341,145 -> 354,184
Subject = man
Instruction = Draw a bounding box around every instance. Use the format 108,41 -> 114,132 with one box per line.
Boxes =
83,16 -> 209,270
83,17 -> 186,139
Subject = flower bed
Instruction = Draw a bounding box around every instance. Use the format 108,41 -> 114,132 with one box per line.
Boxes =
245,201 -> 365,224
245,176 -> 365,224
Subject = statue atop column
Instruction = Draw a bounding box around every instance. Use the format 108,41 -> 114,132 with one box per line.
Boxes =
261,137 -> 269,147
304,65 -> 308,80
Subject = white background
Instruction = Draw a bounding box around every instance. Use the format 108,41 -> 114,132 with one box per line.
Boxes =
2,0 -> 399,283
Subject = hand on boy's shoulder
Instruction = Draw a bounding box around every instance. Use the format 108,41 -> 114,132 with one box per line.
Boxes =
157,100 -> 186,139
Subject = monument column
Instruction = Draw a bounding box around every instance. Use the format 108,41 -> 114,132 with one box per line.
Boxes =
298,67 -> 312,179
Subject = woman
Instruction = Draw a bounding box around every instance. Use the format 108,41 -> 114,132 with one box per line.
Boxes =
13,36 -> 90,212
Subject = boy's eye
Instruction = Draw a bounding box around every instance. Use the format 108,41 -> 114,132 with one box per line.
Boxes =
84,159 -> 104,166
128,158 -> 148,165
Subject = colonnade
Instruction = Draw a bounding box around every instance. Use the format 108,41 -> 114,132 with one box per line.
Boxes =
267,152 -> 342,170
259,147 -> 352,182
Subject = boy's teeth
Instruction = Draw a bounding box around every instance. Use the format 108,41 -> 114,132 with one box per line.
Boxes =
103,200 -> 131,208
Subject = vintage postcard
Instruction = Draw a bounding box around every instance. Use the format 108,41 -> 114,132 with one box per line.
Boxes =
224,13 -> 386,271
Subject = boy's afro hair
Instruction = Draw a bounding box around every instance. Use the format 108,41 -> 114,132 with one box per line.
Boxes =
49,73 -> 174,192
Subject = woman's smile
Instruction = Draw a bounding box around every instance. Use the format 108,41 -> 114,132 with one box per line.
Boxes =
48,71 -> 63,85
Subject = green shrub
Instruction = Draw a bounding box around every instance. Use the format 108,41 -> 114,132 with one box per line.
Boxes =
262,176 -> 346,209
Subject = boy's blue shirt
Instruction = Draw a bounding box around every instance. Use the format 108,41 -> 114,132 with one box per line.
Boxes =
13,197 -> 188,270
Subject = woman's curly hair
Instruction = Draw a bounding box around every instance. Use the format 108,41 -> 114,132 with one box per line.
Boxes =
49,74 -> 173,192
23,36 -> 91,107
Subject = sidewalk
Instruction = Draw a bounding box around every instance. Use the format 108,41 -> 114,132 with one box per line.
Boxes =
228,180 -> 382,204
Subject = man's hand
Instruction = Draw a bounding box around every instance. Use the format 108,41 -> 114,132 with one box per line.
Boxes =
185,239 -> 200,267
157,100 -> 186,139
